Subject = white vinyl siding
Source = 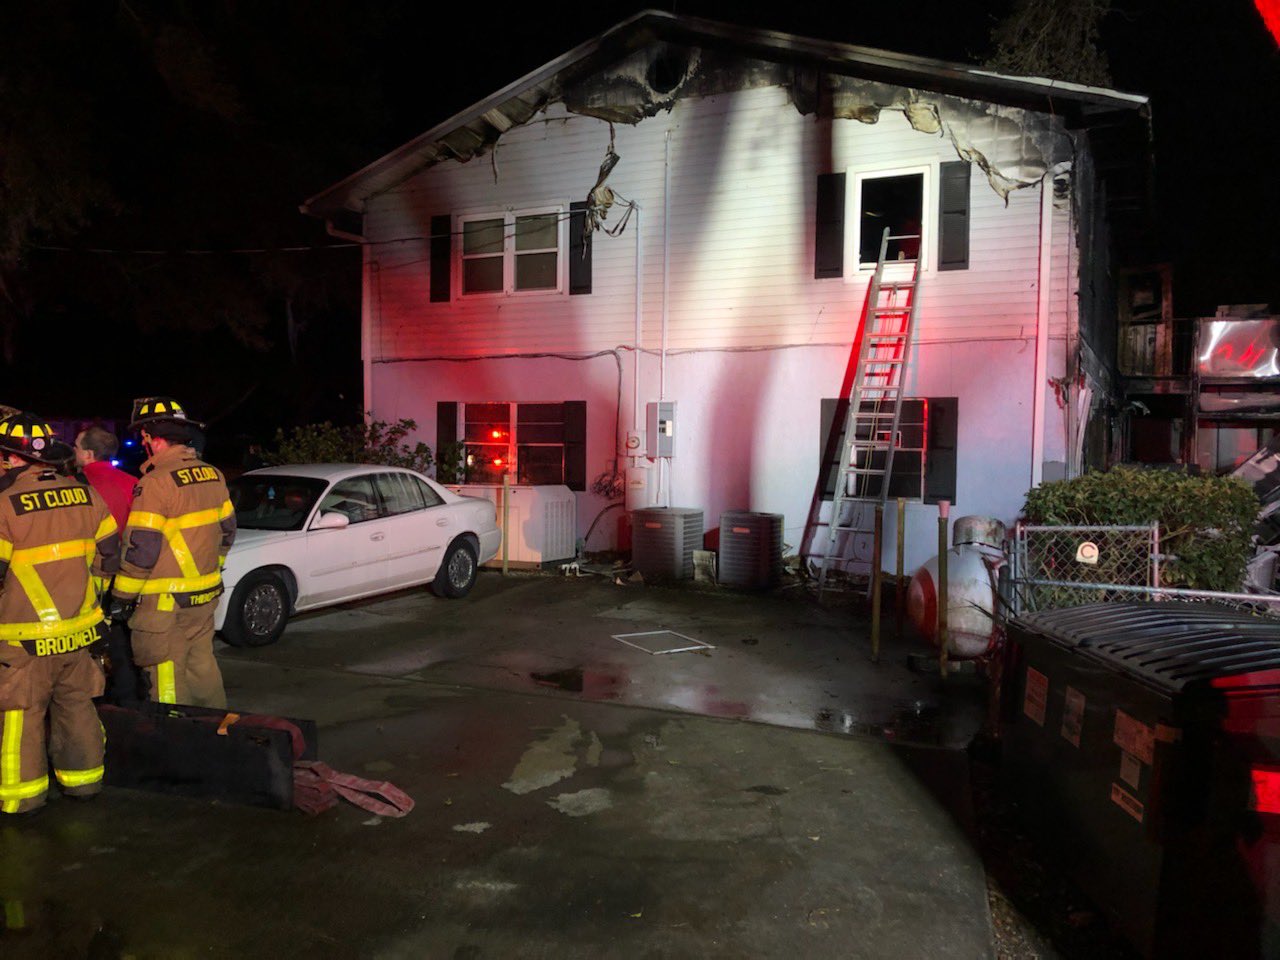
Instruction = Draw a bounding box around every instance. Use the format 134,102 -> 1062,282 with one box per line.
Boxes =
364,83 -> 1076,359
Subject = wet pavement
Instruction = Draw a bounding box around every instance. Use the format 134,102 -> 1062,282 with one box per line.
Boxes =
1,571 -> 995,958
222,572 -> 987,751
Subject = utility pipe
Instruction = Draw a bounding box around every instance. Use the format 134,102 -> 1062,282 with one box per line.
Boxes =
661,130 -> 671,403
660,130 -> 672,508
632,204 -> 643,449
1031,174 -> 1054,489
937,499 -> 950,679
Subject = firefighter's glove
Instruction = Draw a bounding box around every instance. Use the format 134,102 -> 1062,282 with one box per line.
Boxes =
105,596 -> 137,626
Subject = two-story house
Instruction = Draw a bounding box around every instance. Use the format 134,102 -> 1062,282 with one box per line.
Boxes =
302,10 -> 1151,572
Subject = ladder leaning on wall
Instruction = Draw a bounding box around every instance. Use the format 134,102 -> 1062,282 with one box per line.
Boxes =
816,227 -> 923,601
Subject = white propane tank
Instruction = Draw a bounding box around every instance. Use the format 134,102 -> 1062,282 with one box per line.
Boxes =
906,516 -> 1007,660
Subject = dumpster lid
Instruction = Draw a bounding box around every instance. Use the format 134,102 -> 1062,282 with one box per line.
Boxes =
1011,603 -> 1280,692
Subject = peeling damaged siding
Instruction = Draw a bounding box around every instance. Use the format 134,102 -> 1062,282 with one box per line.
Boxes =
364,78 -> 1082,361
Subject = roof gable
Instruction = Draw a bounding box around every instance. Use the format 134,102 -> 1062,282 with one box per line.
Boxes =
303,10 -> 1148,219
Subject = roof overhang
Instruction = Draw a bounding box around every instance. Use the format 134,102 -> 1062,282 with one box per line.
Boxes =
302,9 -> 1150,220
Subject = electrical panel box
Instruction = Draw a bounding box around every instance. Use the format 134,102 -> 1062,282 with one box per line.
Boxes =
646,401 -> 675,458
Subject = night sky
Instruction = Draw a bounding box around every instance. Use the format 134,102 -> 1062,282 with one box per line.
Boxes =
1,1 -> 1277,440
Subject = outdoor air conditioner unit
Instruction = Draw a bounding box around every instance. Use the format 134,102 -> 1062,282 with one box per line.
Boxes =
718,511 -> 784,589
631,507 -> 704,581
448,484 -> 577,567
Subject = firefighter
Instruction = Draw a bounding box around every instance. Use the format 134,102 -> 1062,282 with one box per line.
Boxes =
108,398 -> 235,708
0,411 -> 120,816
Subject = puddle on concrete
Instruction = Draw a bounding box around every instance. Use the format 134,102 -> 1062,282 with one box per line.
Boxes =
531,667 -> 584,692
814,701 -> 949,746
529,667 -> 623,700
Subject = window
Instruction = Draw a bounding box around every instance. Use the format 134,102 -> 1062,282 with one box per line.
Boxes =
412,476 -> 444,508
815,162 -> 969,279
448,401 -> 586,489
373,472 -> 425,516
318,475 -> 381,524
457,208 -> 564,296
853,166 -> 930,271
820,397 -> 958,503
229,476 -> 327,532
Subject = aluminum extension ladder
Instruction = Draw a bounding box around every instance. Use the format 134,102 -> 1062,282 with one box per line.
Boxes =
816,227 -> 922,600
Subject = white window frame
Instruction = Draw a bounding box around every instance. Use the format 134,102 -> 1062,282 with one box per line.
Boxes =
460,401 -> 569,486
845,162 -> 936,277
454,205 -> 567,299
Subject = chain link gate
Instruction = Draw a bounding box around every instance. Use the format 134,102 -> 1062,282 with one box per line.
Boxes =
1009,522 -> 1280,619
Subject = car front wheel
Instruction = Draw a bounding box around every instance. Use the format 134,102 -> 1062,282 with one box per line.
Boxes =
221,570 -> 290,647
433,540 -> 478,599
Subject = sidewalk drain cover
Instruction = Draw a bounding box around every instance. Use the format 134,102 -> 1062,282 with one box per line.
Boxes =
610,630 -> 715,656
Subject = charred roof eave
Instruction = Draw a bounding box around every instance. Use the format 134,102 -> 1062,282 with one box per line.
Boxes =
301,9 -> 1150,220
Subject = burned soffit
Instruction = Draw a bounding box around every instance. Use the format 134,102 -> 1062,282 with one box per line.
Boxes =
436,43 -> 1076,204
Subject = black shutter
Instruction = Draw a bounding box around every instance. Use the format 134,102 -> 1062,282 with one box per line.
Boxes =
436,402 -> 457,447
814,173 -> 845,279
822,398 -> 930,501
569,202 -> 592,295
429,215 -> 451,302
563,401 -> 586,492
819,398 -> 848,499
923,397 -> 958,504
938,162 -> 970,271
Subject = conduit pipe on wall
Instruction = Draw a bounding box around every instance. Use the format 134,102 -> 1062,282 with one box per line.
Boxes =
661,130 -> 671,403
660,129 -> 672,506
1031,173 -> 1053,489
633,203 -> 643,451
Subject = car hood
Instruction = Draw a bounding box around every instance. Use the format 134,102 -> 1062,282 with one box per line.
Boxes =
228,527 -> 297,551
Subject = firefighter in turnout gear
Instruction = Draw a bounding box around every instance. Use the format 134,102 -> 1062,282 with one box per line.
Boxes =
109,398 -> 235,708
0,412 -> 120,816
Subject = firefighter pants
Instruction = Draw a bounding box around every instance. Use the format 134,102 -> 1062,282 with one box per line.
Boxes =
0,646 -> 106,815
129,605 -> 225,709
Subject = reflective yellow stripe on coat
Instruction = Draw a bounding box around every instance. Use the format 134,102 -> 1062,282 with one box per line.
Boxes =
0,538 -> 104,641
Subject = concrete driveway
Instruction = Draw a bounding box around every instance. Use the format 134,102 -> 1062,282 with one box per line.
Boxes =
1,571 -> 995,959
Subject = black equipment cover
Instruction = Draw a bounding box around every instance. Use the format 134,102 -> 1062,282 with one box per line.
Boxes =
96,701 -> 319,810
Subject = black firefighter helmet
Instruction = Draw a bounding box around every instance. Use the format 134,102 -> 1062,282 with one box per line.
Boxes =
128,397 -> 206,433
0,411 -> 75,465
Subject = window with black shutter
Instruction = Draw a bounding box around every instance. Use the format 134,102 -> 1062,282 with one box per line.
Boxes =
814,172 -> 845,279
452,401 -> 586,489
820,397 -> 957,503
937,161 -> 971,271
429,215 -> 451,302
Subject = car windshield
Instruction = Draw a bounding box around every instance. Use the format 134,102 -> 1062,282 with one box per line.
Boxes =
229,475 -> 328,531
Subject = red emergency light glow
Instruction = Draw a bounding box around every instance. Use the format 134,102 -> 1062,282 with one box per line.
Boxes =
1251,766 -> 1280,814
491,429 -> 504,439
1257,0 -> 1280,46
492,457 -> 505,467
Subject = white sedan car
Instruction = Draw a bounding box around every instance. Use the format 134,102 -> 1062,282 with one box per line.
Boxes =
216,464 -> 501,646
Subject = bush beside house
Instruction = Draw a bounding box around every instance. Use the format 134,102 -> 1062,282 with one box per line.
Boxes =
1023,466 -> 1260,592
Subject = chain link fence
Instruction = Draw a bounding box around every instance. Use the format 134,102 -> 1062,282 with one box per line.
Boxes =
1009,522 -> 1280,619
1010,523 -> 1159,612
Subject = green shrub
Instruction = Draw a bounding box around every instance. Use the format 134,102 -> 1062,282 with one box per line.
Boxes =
433,440 -> 467,485
1022,466 -> 1260,591
267,417 -> 433,476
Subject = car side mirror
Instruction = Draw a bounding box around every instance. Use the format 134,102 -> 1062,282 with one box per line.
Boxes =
310,511 -> 350,531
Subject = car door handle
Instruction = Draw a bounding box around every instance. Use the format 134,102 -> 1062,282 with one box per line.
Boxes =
436,519 -> 450,527
370,532 -> 385,541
